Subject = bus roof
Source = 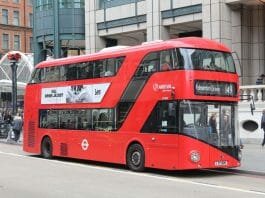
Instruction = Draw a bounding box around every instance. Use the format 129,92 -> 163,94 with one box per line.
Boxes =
36,37 -> 231,68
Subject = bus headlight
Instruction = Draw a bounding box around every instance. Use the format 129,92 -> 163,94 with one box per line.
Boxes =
190,150 -> 200,163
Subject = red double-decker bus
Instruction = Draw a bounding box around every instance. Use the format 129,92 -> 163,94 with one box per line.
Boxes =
23,37 -> 241,171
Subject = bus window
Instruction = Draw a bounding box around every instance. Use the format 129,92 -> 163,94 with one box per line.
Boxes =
103,58 -> 115,77
39,110 -> 48,128
136,52 -> 159,77
177,48 -> 236,72
78,62 -> 93,79
116,57 -> 125,70
142,101 -> 178,133
66,64 -> 78,81
44,67 -> 60,82
30,69 -> 41,84
160,50 -> 173,71
94,60 -> 103,78
46,110 -> 59,129
93,109 -> 114,131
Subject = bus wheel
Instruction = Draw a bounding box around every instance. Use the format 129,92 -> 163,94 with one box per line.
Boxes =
41,137 -> 53,159
126,144 -> 145,172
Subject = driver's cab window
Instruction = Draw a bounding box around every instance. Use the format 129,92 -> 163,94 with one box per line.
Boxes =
141,101 -> 178,133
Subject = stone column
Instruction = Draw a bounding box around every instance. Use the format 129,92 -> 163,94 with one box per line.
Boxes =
202,0 -> 232,48
231,7 -> 242,84
146,0 -> 170,41
85,0 -> 105,54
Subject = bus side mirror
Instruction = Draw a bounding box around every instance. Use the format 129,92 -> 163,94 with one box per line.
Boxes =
232,52 -> 242,76
250,103 -> 255,115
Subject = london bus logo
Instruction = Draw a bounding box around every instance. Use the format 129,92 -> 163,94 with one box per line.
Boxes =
153,83 -> 174,92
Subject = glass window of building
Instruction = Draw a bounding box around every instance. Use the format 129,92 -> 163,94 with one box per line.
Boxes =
59,0 -> 84,8
74,0 -> 84,8
29,13 -> 33,27
13,11 -> 20,26
99,0 -> 144,9
13,0 -> 19,3
2,34 -> 9,50
14,35 -> 20,50
59,0 -> 72,8
2,9 -> 8,25
30,37 -> 33,51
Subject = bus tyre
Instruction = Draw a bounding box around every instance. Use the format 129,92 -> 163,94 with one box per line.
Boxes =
41,137 -> 53,159
126,144 -> 145,172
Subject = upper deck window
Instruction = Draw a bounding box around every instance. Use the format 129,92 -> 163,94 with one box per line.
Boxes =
177,48 -> 236,73
29,56 -> 125,84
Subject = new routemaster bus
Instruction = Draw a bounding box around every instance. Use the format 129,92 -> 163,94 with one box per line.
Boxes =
23,37 -> 241,171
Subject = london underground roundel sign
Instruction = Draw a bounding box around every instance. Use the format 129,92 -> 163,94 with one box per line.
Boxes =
81,139 -> 89,151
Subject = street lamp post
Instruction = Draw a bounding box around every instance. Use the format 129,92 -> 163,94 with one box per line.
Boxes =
7,52 -> 21,116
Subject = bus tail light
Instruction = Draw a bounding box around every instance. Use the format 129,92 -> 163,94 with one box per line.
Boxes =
190,150 -> 200,163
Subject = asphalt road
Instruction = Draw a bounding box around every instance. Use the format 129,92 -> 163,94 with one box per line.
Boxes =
0,143 -> 265,198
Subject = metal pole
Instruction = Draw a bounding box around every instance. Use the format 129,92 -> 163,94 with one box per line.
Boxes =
54,0 -> 61,58
11,61 -> 17,116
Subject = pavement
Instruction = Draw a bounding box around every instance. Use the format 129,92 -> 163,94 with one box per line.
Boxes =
0,137 -> 264,173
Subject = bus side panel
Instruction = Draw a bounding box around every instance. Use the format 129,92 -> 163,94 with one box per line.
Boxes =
23,85 -> 41,154
178,135 -> 210,170
209,146 -> 240,168
178,135 -> 240,169
139,134 -> 179,170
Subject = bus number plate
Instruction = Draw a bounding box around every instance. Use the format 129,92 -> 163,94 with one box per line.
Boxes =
214,160 -> 228,166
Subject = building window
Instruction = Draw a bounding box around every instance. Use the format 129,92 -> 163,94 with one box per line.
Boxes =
2,34 -> 9,50
2,9 -> 8,24
29,13 -> 33,27
30,37 -> 33,51
13,11 -> 20,26
13,0 -> 20,3
36,0 -> 53,11
74,0 -> 84,8
59,0 -> 84,8
99,0 -> 144,9
14,35 -> 20,50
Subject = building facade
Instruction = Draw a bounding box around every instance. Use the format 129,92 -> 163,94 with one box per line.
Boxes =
85,0 -> 265,86
33,0 -> 85,65
0,0 -> 33,57
0,0 -> 33,110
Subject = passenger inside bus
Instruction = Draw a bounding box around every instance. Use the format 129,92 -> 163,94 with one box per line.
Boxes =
160,55 -> 171,71
97,112 -> 108,130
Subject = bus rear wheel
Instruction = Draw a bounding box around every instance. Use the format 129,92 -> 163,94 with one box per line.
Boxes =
41,137 -> 53,159
126,144 -> 145,172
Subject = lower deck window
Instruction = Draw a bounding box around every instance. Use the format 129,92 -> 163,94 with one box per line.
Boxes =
39,108 -> 115,131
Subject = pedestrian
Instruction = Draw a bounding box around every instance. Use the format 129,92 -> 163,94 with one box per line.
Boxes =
260,109 -> 265,147
209,113 -> 217,133
220,114 -> 231,145
12,113 -> 23,142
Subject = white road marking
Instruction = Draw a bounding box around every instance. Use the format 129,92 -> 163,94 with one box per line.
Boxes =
0,150 -> 265,196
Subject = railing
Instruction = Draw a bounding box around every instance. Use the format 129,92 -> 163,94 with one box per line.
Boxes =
240,85 -> 265,102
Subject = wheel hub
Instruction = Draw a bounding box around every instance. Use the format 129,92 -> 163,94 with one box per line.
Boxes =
131,151 -> 141,166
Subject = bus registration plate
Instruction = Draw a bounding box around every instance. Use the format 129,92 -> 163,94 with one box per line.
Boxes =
214,160 -> 228,166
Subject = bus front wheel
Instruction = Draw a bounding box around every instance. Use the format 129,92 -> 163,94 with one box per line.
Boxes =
41,137 -> 53,159
126,144 -> 145,172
